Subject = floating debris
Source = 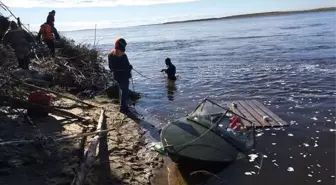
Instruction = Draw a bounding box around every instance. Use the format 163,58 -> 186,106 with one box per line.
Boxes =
248,154 -> 258,162
263,155 -> 268,158
251,171 -> 256,175
274,163 -> 279,167
265,128 -> 270,131
271,133 -> 276,136
245,172 -> 253,176
287,167 -> 294,172
288,133 -> 294,136
311,117 -> 318,121
314,143 -> 318,147
308,174 -> 313,177
272,143 -> 277,146
254,165 -> 260,169
317,180 -> 321,183
290,156 -> 293,159
327,120 -> 331,122
272,160 -> 277,162
303,143 -> 310,147
330,129 -> 336,132
331,175 -> 335,178
303,154 -> 307,158
316,130 -> 320,133
256,133 -> 264,137
317,164 -> 321,167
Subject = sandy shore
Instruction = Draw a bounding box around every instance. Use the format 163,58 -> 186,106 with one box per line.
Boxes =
0,95 -> 164,185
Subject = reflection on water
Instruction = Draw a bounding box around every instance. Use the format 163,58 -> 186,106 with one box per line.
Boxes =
166,79 -> 177,101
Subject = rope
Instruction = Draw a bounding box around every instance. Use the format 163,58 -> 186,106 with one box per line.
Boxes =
132,68 -> 152,80
131,77 -> 135,91
163,121 -> 218,149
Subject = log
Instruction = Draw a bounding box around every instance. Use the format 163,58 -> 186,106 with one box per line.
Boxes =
105,83 -> 142,101
0,127 -> 114,146
0,95 -> 84,120
72,109 -> 105,185
9,74 -> 95,107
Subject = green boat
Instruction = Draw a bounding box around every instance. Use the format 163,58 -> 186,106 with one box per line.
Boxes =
160,99 -> 256,163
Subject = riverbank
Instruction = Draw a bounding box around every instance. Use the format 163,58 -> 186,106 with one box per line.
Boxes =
0,15 -> 164,184
162,7 -> 336,25
0,95 -> 164,185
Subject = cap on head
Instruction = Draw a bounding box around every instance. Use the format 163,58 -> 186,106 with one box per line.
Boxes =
165,58 -> 171,65
115,38 -> 127,51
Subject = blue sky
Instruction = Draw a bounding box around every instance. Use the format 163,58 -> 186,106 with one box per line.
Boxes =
1,0 -> 335,31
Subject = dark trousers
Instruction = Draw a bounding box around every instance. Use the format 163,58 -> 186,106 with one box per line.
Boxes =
116,79 -> 129,112
17,56 -> 30,70
44,39 -> 55,57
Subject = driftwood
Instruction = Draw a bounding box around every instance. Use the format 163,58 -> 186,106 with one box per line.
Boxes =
0,127 -> 114,146
0,95 -> 84,120
72,109 -> 105,185
8,74 -> 95,108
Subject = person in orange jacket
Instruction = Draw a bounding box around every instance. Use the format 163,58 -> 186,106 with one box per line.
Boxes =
108,38 -> 135,114
36,19 -> 60,57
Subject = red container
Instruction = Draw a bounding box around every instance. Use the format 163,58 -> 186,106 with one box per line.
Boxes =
28,92 -> 52,117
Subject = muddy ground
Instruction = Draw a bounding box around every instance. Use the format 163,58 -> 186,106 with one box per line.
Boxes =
0,95 -> 164,185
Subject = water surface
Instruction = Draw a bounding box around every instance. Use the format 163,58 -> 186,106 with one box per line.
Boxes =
64,10 -> 336,185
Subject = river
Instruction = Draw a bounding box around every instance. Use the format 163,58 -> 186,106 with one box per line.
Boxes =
64,10 -> 336,185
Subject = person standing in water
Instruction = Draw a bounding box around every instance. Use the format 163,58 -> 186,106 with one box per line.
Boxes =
161,58 -> 176,81
108,38 -> 134,114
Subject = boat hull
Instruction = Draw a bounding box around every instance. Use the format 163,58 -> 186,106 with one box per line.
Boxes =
160,117 -> 245,163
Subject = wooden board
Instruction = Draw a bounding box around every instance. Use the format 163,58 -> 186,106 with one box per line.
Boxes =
226,100 -> 289,128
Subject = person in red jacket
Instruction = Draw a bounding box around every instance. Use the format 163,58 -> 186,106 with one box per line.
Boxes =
36,19 -> 60,57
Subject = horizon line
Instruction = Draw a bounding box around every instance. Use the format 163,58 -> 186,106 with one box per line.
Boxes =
63,6 -> 336,32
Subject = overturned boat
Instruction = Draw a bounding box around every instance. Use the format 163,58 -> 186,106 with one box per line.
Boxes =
160,99 -> 256,163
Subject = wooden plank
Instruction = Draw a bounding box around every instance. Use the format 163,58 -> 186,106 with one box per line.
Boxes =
72,109 -> 105,185
244,100 -> 272,127
234,101 -> 261,127
225,101 -> 252,127
251,100 -> 288,126
246,100 -> 278,127
236,100 -> 263,128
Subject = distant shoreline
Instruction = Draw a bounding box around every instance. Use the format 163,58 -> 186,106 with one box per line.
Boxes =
162,7 -> 336,25
64,7 -> 335,32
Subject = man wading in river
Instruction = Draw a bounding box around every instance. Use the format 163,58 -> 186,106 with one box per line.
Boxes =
161,58 -> 176,81
108,38 -> 137,117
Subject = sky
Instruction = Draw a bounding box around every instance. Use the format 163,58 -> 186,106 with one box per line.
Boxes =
0,0 -> 335,31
